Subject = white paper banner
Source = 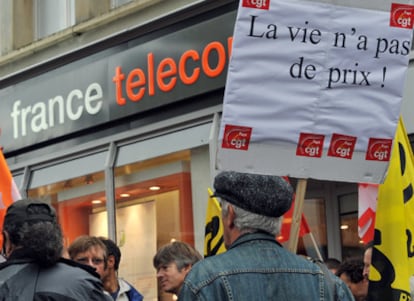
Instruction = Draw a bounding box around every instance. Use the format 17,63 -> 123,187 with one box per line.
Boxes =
216,0 -> 413,183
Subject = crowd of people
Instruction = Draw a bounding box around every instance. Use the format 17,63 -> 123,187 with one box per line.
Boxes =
0,170 -> 386,300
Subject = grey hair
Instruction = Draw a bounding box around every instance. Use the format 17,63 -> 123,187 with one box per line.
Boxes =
153,241 -> 202,271
221,199 -> 283,236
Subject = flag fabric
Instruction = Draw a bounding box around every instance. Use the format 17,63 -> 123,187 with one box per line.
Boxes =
367,117 -> 414,301
204,188 -> 226,257
358,183 -> 378,244
0,149 -> 21,245
277,200 -> 311,243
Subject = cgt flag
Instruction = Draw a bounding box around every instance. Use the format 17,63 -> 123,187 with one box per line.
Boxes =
367,117 -> 414,301
204,188 -> 226,257
0,149 -> 21,245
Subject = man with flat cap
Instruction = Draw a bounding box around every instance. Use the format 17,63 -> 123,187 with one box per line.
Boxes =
0,198 -> 111,300
179,171 -> 354,301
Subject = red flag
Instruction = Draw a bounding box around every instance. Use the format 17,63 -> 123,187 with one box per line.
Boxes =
0,150 -> 21,245
277,200 -> 311,243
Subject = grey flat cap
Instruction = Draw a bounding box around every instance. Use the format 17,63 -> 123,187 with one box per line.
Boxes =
213,171 -> 293,217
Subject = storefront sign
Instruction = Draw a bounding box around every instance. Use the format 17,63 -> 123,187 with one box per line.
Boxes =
0,10 -> 236,152
216,0 -> 413,183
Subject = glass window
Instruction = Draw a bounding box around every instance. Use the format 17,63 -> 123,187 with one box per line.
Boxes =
339,192 -> 364,259
28,149 -> 195,301
299,198 -> 327,259
278,197 -> 327,260
111,0 -> 133,8
34,0 -> 75,39
28,170 -> 106,247
110,150 -> 193,300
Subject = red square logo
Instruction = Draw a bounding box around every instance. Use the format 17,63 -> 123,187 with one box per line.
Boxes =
242,0 -> 270,10
296,133 -> 325,158
327,133 -> 357,160
390,3 -> 414,29
221,124 -> 252,151
365,138 -> 393,161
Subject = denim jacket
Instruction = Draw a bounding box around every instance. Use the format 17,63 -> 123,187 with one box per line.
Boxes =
179,232 -> 354,301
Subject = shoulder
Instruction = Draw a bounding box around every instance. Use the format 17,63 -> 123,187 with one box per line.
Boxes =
119,279 -> 143,301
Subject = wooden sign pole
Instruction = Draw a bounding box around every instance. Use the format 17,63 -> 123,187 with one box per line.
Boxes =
287,178 -> 308,253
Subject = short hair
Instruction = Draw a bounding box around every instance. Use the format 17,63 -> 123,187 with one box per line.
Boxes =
221,199 -> 283,236
153,241 -> 202,271
324,258 -> 341,270
68,235 -> 107,260
335,258 -> 364,283
99,237 -> 121,270
3,199 -> 63,267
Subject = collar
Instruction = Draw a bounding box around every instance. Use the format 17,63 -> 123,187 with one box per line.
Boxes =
228,231 -> 282,250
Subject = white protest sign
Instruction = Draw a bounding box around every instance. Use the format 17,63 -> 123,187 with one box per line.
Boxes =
216,0 -> 414,183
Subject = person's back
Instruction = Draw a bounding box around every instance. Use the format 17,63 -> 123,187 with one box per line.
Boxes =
181,231 -> 348,300
0,199 -> 110,300
179,171 -> 353,301
0,256 -> 108,300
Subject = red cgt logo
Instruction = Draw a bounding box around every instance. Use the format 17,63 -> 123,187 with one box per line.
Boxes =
327,133 -> 357,160
222,124 -> 252,151
365,138 -> 393,161
390,3 -> 414,29
242,0 -> 270,10
296,133 -> 325,158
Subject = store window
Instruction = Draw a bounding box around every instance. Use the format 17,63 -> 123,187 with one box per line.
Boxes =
108,150 -> 193,300
27,149 -> 195,301
339,192 -> 364,259
296,198 -> 328,259
28,170 -> 106,247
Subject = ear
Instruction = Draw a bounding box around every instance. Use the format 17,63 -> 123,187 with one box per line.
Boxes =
224,204 -> 236,230
3,231 -> 15,258
107,255 -> 116,269
181,264 -> 192,276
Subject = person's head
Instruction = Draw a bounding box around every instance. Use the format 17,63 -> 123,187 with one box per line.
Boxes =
98,237 -> 121,283
153,241 -> 202,295
213,171 -> 293,248
324,257 -> 341,274
363,241 -> 373,280
336,258 -> 368,301
68,235 -> 107,278
2,198 -> 63,267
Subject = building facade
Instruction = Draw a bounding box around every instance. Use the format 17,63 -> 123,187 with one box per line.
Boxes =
0,1 -> 413,300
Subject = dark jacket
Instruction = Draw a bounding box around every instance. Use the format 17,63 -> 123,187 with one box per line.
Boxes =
0,249 -> 110,300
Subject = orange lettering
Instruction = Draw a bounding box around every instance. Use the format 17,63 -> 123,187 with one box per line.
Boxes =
202,42 -> 226,78
157,58 -> 177,92
126,68 -> 146,101
179,50 -> 200,85
147,53 -> 155,96
113,66 -> 126,105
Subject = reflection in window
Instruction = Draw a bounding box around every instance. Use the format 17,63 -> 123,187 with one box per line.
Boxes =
339,193 -> 364,259
34,0 -> 75,39
28,170 -> 106,247
111,0 -> 133,8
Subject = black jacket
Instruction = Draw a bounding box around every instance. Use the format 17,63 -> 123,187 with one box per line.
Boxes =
0,249 -> 110,300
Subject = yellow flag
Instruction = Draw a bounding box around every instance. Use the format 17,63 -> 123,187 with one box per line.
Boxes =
368,117 -> 414,301
204,188 -> 226,257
